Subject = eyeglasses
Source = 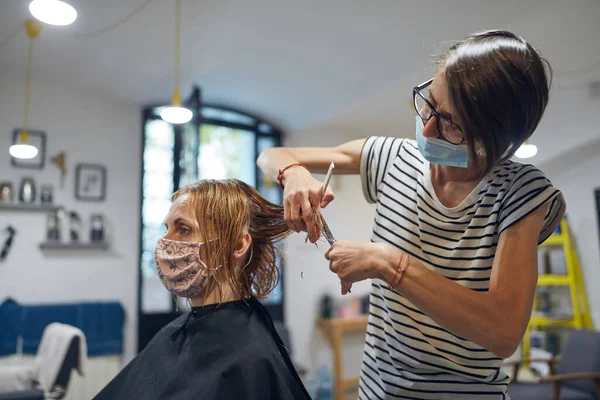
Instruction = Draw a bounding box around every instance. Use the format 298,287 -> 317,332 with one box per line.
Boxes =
413,78 -> 465,145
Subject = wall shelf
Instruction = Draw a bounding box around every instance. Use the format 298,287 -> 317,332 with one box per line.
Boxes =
39,242 -> 109,251
0,203 -> 60,212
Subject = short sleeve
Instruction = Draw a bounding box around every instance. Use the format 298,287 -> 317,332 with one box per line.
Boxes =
497,164 -> 566,244
360,136 -> 404,204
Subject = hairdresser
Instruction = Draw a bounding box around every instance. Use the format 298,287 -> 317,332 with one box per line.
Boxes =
257,29 -> 566,399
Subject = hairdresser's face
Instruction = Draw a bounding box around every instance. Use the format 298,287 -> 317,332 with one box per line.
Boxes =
163,195 -> 204,243
421,72 -> 463,140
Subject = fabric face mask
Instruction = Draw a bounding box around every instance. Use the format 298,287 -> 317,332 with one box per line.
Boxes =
155,237 -> 215,298
415,116 -> 469,168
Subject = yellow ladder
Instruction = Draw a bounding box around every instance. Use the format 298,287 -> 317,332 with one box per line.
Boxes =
522,218 -> 593,360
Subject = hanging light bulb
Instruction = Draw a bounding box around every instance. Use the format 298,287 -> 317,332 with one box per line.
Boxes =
161,0 -> 192,124
29,0 -> 77,26
515,141 -> 538,159
10,20 -> 41,160
160,90 -> 193,124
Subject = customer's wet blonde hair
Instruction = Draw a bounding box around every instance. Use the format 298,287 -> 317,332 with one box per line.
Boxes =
172,179 -> 292,302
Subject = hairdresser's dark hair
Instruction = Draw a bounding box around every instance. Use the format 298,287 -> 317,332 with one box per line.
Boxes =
436,29 -> 552,176
172,179 -> 292,301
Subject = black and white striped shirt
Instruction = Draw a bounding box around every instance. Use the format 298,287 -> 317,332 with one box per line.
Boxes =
358,137 -> 566,399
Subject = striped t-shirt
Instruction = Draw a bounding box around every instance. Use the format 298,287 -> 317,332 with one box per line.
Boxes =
358,137 -> 566,399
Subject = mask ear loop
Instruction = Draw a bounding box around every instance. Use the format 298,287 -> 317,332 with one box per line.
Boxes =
241,245 -> 254,271
197,241 -> 222,272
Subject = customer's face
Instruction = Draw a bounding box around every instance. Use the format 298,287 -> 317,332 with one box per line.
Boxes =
162,194 -> 204,243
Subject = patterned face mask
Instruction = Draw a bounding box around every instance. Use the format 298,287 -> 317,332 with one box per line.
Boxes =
154,237 -> 217,298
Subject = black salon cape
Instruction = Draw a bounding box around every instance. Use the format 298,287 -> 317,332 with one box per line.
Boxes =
94,297 -> 311,400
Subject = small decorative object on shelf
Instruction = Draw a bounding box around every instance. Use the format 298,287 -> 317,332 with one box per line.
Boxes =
19,178 -> 36,203
69,211 -> 81,242
90,214 -> 105,242
46,211 -> 61,242
0,183 -> 14,203
40,185 -> 53,204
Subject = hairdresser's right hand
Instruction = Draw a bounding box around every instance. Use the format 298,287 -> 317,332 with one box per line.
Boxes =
282,166 -> 335,243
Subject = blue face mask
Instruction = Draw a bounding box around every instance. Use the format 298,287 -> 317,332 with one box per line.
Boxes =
415,116 -> 469,168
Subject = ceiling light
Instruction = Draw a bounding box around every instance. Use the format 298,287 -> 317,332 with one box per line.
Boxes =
29,0 -> 77,26
161,0 -> 192,125
160,98 -> 193,124
10,20 -> 41,160
9,143 -> 39,159
515,143 -> 538,159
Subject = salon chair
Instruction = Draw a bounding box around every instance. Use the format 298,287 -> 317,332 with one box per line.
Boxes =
0,336 -> 81,400
507,329 -> 600,400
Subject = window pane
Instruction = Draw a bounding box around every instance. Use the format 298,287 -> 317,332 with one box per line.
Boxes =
202,107 -> 256,126
143,174 -> 173,198
179,123 -> 198,186
257,136 -> 281,205
198,124 -> 256,185
144,148 -> 174,175
258,123 -> 274,134
143,198 -> 172,226
142,118 -> 175,314
142,224 -> 166,253
145,119 -> 175,148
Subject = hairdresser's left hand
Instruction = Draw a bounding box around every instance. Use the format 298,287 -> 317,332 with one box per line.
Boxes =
324,241 -> 384,295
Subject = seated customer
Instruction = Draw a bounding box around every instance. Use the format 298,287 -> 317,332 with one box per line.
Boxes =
94,179 -> 310,400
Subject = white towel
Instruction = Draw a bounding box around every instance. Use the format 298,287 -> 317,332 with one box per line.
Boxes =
33,322 -> 87,392
0,364 -> 35,391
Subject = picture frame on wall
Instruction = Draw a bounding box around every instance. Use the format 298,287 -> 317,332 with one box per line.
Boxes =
75,163 -> 107,201
10,129 -> 46,169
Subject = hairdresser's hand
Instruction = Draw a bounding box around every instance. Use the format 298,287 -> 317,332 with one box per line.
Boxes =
282,167 -> 335,243
325,241 -> 383,295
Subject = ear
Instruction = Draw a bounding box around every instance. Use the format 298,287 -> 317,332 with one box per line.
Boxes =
233,232 -> 252,263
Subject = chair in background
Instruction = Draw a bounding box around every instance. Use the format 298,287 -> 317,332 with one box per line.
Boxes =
0,323 -> 85,400
507,329 -> 600,400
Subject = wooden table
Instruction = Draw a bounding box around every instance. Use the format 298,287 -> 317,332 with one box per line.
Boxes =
316,316 -> 369,400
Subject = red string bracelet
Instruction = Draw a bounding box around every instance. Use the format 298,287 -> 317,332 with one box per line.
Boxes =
389,253 -> 410,290
277,163 -> 306,189
388,253 -> 404,289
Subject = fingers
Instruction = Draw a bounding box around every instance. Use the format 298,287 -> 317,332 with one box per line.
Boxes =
324,242 -> 336,260
300,195 -> 319,242
320,187 -> 335,209
290,191 -> 308,233
284,197 -> 294,231
341,280 -> 353,295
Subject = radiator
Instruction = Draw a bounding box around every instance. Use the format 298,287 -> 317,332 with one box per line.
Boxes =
0,354 -> 122,400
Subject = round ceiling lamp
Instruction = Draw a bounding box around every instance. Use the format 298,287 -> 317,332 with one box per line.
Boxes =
9,20 -> 42,160
160,0 -> 192,124
29,0 -> 77,26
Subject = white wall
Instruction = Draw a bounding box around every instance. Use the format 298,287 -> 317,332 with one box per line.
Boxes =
0,75 -> 141,363
282,126 -> 381,386
542,138 -> 600,327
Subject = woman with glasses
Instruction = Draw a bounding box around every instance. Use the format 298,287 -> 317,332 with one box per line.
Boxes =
258,29 -> 565,399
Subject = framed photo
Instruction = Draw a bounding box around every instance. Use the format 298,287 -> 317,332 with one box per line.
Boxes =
11,129 -> 46,169
75,164 -> 107,201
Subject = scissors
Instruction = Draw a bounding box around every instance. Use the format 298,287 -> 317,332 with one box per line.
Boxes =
314,164 -> 351,293
310,162 -> 336,245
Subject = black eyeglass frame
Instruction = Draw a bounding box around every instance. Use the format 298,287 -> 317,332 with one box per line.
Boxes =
412,78 -> 465,145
